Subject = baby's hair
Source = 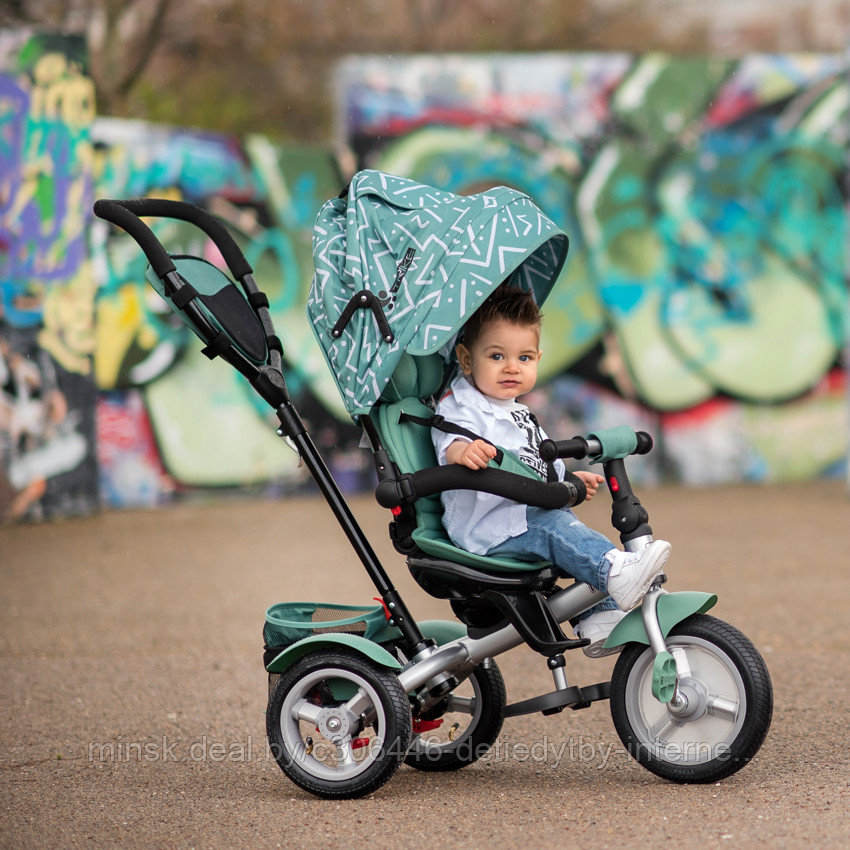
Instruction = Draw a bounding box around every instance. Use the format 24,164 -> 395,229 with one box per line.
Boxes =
461,284 -> 542,349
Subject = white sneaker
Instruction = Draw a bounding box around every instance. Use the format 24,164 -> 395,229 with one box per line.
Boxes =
605,540 -> 671,612
575,609 -> 627,658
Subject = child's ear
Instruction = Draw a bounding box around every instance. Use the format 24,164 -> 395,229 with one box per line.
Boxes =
456,343 -> 472,374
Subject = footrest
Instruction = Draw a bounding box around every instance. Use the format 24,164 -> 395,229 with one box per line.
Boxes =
505,681 -> 611,717
652,650 -> 677,703
480,589 -> 587,655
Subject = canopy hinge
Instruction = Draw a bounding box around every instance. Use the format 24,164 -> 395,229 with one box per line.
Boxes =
330,289 -> 394,344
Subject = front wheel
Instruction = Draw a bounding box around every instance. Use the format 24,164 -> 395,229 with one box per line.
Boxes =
266,650 -> 412,798
610,614 -> 772,783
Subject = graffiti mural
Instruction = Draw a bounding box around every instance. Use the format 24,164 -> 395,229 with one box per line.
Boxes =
0,31 -> 99,520
2,36 -> 847,520
89,119 -> 352,500
338,52 -> 848,483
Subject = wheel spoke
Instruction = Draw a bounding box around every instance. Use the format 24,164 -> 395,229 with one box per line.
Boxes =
706,693 -> 739,722
335,739 -> 357,769
343,688 -> 373,719
446,695 -> 476,714
670,646 -> 692,679
648,713 -> 679,743
293,700 -> 323,725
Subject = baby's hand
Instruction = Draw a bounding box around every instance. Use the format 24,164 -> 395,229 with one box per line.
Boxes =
449,438 -> 497,470
573,470 -> 605,501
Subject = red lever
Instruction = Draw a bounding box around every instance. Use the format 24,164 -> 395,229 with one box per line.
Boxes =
412,718 -> 444,734
609,476 -> 620,493
373,597 -> 392,621
391,505 -> 402,516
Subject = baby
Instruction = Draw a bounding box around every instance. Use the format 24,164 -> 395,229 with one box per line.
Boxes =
431,285 -> 671,656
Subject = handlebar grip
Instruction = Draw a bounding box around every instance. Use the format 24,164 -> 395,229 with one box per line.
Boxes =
539,437 -> 589,462
634,431 -> 653,454
93,198 -> 253,281
93,200 -> 176,278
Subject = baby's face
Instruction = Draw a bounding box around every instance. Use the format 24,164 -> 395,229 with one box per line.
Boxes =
457,318 -> 541,400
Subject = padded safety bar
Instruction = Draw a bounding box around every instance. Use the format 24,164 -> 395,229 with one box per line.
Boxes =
93,198 -> 253,281
375,464 -> 586,510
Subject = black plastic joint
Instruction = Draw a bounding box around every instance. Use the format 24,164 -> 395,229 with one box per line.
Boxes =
276,403 -> 305,439
171,281 -> 198,309
200,330 -> 230,360
611,500 -> 649,534
375,479 -> 400,509
248,291 -> 270,310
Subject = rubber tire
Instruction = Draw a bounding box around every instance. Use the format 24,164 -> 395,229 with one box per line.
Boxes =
610,613 -> 773,784
404,658 -> 506,772
266,649 -> 412,799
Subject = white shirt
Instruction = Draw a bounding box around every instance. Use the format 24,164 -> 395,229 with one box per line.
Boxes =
431,374 -> 565,555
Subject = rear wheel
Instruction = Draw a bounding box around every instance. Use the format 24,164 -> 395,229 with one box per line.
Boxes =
610,614 -> 772,783
405,658 -> 506,771
266,650 -> 411,798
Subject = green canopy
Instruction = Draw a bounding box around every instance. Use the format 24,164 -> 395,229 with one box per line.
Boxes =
307,170 -> 569,418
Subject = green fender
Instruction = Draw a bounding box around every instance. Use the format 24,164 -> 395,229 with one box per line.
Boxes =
265,619 -> 467,675
603,591 -> 718,649
265,633 -> 401,674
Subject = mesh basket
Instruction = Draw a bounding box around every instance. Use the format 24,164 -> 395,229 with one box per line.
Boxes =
263,602 -> 389,649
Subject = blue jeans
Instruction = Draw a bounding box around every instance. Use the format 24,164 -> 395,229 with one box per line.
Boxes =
487,506 -> 620,619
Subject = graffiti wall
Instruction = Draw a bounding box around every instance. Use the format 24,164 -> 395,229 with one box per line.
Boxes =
1,35 -> 848,520
1,30 -> 361,520
0,31 -> 99,520
338,52 -> 849,483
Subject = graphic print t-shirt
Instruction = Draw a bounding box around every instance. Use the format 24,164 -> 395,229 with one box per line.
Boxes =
488,398 -> 548,480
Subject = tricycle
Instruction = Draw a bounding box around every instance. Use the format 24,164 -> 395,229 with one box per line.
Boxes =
94,170 -> 772,799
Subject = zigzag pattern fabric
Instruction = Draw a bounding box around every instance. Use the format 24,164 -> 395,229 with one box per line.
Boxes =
308,170 -> 569,417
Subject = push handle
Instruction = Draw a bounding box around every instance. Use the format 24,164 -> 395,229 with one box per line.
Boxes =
93,198 -> 253,281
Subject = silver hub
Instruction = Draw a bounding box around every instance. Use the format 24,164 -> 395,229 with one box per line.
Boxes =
317,707 -> 352,740
667,676 -> 709,720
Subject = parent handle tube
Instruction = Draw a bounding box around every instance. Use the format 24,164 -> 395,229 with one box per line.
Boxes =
93,198 -> 253,282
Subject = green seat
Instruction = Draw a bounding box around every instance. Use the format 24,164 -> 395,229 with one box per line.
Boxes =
372,353 -> 551,573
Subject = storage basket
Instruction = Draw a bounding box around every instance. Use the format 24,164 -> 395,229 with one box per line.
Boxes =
263,602 -> 389,649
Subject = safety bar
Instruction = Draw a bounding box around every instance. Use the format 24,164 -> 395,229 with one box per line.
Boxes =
374,464 -> 587,511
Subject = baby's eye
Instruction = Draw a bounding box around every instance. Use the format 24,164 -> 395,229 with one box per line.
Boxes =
490,353 -> 503,361
519,355 -> 531,362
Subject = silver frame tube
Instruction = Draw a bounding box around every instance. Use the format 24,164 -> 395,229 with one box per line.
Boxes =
396,582 -> 607,693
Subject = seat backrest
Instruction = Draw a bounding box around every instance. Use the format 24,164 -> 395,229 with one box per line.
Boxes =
373,352 -> 446,538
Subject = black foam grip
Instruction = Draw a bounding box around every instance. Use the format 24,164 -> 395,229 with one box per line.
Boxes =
93,200 -> 176,277
635,431 -> 654,454
409,466 -> 584,509
540,437 -> 589,461
93,198 -> 252,280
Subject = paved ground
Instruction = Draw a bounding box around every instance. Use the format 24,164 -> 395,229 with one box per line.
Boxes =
2,481 -> 849,848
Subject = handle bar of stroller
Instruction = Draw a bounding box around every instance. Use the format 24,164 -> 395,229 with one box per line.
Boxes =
93,198 -> 253,282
